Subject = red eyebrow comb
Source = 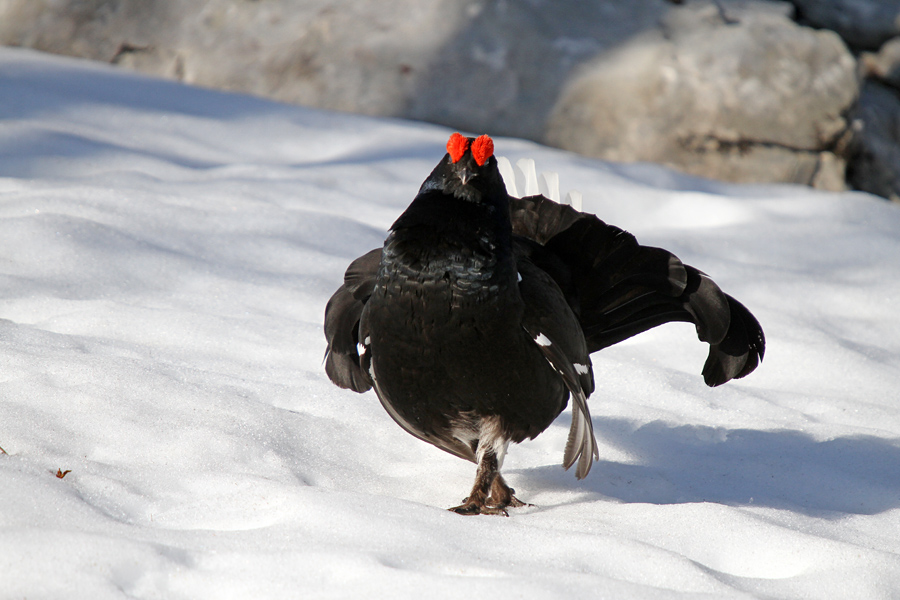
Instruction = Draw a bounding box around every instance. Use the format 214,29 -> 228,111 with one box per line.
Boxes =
471,135 -> 494,166
447,133 -> 469,163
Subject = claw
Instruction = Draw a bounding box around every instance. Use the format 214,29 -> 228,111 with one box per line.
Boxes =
500,487 -> 532,508
449,501 -> 509,516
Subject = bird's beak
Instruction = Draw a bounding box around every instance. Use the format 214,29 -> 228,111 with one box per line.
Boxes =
459,166 -> 476,186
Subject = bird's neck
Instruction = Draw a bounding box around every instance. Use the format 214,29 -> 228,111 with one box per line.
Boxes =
379,191 -> 515,294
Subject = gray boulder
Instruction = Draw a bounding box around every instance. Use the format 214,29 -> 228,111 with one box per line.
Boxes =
0,0 -> 667,137
0,0 -> 474,116
401,0 -> 668,141
545,1 -> 859,189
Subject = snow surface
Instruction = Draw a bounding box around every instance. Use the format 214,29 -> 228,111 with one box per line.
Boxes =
2,46 -> 900,599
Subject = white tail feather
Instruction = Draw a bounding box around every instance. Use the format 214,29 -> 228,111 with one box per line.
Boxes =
497,155 -> 580,210
539,171 -> 560,202
565,190 -> 583,212
516,158 -> 539,197
497,156 -> 518,197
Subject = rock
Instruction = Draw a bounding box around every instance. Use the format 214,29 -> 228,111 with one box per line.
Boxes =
545,1 -> 858,189
0,0 -> 668,138
847,81 -> 900,201
860,36 -> 900,89
402,0 -> 667,140
0,0 -> 863,192
791,0 -> 900,51
0,0 -> 476,116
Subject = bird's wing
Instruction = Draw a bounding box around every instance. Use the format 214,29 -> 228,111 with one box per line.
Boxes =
702,293 -> 766,386
510,194 -> 764,387
323,248 -> 381,392
516,252 -> 599,479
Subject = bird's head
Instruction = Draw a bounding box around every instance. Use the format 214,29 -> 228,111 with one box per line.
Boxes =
419,133 -> 506,204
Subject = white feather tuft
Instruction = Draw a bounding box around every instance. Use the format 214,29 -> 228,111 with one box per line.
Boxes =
496,156 -> 518,197
564,190 -> 583,211
539,171 -> 560,202
496,155 -> 581,209
516,158 -> 540,197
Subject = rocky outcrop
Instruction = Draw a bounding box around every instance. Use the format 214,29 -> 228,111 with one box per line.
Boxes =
0,0 -> 882,196
0,0 -> 669,141
546,2 -> 858,190
0,0 -> 476,116
401,1 -> 667,141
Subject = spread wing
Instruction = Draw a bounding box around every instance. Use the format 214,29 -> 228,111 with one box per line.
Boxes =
510,194 -> 765,386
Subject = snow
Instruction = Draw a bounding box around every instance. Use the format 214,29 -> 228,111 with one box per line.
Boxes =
2,46 -> 900,599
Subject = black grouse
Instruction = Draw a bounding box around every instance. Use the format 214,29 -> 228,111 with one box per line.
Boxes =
324,133 -> 765,515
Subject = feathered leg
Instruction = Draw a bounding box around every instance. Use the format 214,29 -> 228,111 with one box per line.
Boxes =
450,448 -> 506,515
449,424 -> 528,515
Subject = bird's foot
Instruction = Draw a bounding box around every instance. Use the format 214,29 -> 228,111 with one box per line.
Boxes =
448,500 -> 510,517
500,488 -> 532,509
489,482 -> 533,509
449,449 -> 532,516
448,488 -> 530,516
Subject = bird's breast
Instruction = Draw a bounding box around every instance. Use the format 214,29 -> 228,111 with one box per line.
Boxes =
377,231 -> 513,307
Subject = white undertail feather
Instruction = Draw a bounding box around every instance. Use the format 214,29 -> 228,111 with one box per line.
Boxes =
496,156 -> 517,196
539,171 -> 559,202
516,158 -> 539,197
565,190 -> 583,212
497,155 -> 581,210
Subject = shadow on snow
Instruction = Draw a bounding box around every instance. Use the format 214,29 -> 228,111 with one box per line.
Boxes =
515,417 -> 900,517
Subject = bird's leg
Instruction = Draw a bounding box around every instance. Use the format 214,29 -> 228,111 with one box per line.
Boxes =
450,417 -> 525,516
450,448 -> 507,515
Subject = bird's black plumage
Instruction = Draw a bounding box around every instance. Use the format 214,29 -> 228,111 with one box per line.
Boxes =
324,133 -> 765,515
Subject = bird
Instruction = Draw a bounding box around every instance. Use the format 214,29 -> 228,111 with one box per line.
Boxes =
324,133 -> 765,515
